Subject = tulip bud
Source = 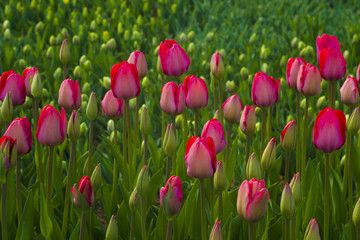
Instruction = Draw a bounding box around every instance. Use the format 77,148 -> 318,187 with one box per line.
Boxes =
289,173 -> 301,205
160,176 -> 183,218
1,93 -> 13,122
128,50 -> 148,79
164,124 -> 176,157
348,107 -> 360,136
136,165 -> 149,196
249,33 -> 257,44
91,163 -> 102,192
86,92 -> 98,121
304,219 -> 321,240
225,80 -> 235,93
129,188 -> 139,210
353,197 -> 360,229
211,52 -> 224,78
4,29 -> 11,40
71,176 -> 94,210
261,138 -> 276,171
240,105 -> 256,136
316,96 -> 327,109
67,110 -> 80,141
209,221 -> 223,240
59,39 -> 70,64
281,120 -> 296,152
105,215 -> 118,240
214,161 -> 227,192
280,183 -> 295,219
140,106 -> 151,135
340,76 -> 360,106
31,71 -> 42,97
240,67 -> 249,80
246,153 -> 262,180
213,110 -> 220,121
222,94 -> 243,123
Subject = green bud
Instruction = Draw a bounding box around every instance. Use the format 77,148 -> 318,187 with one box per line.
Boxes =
353,197 -> 360,230
289,173 -> 301,205
239,53 -> 245,62
105,215 -> 118,240
157,56 -> 162,74
80,122 -> 88,137
90,20 -> 97,31
102,30 -> 110,42
225,80 -> 236,92
129,188 -> 139,210
171,3 -> 177,14
304,219 -> 321,240
348,107 -> 360,136
187,42 -> 195,54
291,37 -> 298,48
49,35 -> 56,46
59,39 -> 70,64
352,34 -> 359,44
164,124 -> 176,157
91,163 -> 102,192
61,28 -> 69,38
281,120 -> 296,152
2,20 -> 10,29
106,38 -> 116,50
188,31 -> 195,41
2,93 -> 13,122
140,106 -> 151,135
35,21 -> 44,32
84,60 -> 92,71
280,55 -> 287,68
298,41 -> 306,50
206,32 -> 214,42
22,44 -> 31,56
246,153 -> 262,180
19,59 -> 27,69
124,30 -> 130,41
31,71 -> 42,98
240,67 -> 249,80
107,120 -> 114,132
136,165 -> 149,196
214,161 -> 227,192
53,67 -> 62,81
110,130 -> 120,145
175,115 -> 184,129
260,45 -> 269,59
46,46 -> 54,59
86,92 -> 98,121
343,50 -> 349,62
82,82 -> 90,94
261,63 -> 268,73
67,110 -> 80,141
73,66 -> 82,79
117,22 -> 123,34
249,33 -> 257,44
89,32 -> 98,43
4,29 -> 11,40
101,76 -> 111,90
316,96 -> 327,109
79,55 -> 87,66
72,35 -> 80,45
261,138 -> 276,171
213,110 -> 220,121
179,32 -> 186,43
280,183 -> 295,219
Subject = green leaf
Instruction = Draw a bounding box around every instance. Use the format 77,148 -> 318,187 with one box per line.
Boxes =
40,185 -> 53,239
303,161 -> 320,228
226,136 -> 238,186
102,183 -> 112,220
16,190 -> 34,240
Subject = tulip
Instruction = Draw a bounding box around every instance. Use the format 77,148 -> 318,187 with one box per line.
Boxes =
211,52 -> 224,78
209,221 -> 223,240
160,81 -> 185,115
164,124 -> 176,157
129,188 -> 139,210
348,107 -> 360,136
353,197 -> 360,229
261,138 -> 276,171
201,119 -> 226,154
58,78 -> 81,111
313,107 -> 346,153
1,92 -> 13,122
222,94 -> 243,124
280,183 -> 295,219
251,71 -> 280,108
71,176 -> 94,209
316,33 -> 340,62
36,105 -> 67,146
67,110 -> 80,142
246,153 -> 262,180
136,165 -> 149,196
0,70 -> 26,106
184,75 -> 208,109
286,57 -> 306,89
59,39 -> 70,64
319,47 -> 346,81
101,90 -> 124,119
214,161 -> 227,192
111,61 -> 140,100
240,105 -> 256,136
159,39 -> 190,77
296,63 -> 322,97
0,136 -> 16,158
340,76 -> 360,106
3,117 -> 32,155
304,219 -> 321,240
356,63 -> 360,82
160,176 -> 183,218
105,215 -> 118,240
289,173 -> 301,205
281,120 -> 296,152
22,67 -> 39,97
127,50 -> 148,79
185,136 -> 217,179
140,106 -> 151,136
237,178 -> 269,223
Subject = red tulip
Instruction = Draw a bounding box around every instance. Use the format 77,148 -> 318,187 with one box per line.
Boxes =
222,94 -> 243,123
184,75 -> 208,109
4,117 -> 32,155
296,63 -> 322,97
185,136 -> 217,179
0,70 -> 26,106
340,76 -> 360,106
111,61 -> 140,100
160,81 -> 185,115
201,119 -> 226,154
240,105 -> 256,136
71,176 -> 94,209
313,107 -> 346,153
128,50 -> 148,79
101,90 -> 124,119
160,176 -> 183,218
319,47 -> 346,81
316,34 -> 341,62
159,39 -> 190,77
251,71 -> 280,108
286,57 -> 306,89
58,78 -> 81,111
36,105 -> 67,146
22,67 -> 39,97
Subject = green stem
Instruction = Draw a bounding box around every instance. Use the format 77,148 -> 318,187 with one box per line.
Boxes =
2,177 -> 8,240
126,100 -> 133,186
248,222 -> 256,240
268,106 -> 272,138
218,191 -> 222,222
194,109 -> 199,137
123,110 -> 128,189
245,135 -> 250,164
343,133 -> 349,206
160,111 -> 166,167
111,120 -> 119,208
87,120 -> 94,176
324,153 -> 330,240
79,210 -> 86,240
225,124 -> 232,173
213,81 -> 218,114
349,135 -> 354,238
328,81 -> 335,108
144,135 -> 148,166
291,215 -> 296,240
166,220 -> 173,240
261,108 -> 267,155
130,211 -> 135,240
264,171 -> 269,188
357,228 -> 360,240
285,152 -> 290,183
166,156 -> 171,181
141,196 -> 146,240
46,146 -> 54,215
63,63 -> 66,80
200,179 -> 207,240
217,77 -> 223,124
301,97 -> 309,198
210,176 -> 214,223
182,110 -> 188,141
296,92 -> 301,174
284,219 -> 290,240
33,97 -> 43,183
16,157 -> 22,223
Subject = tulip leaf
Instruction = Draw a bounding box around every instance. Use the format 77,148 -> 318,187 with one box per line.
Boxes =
116,201 -> 129,239
226,136 -> 238,186
147,134 -> 160,169
40,185 -> 53,239
6,170 -> 16,232
330,166 -> 345,230
303,161 -> 320,228
69,220 -> 80,240
15,190 -> 34,240
147,167 -> 165,208
102,183 -> 112,220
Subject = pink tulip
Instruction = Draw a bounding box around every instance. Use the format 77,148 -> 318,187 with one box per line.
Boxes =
159,39 -> 191,77
58,78 -> 81,111
101,90 -> 124,119
237,178 -> 269,223
356,63 -> 360,82
22,67 -> 39,97
111,61 -> 140,100
340,76 -> 360,106
160,176 -> 183,217
316,34 -> 341,62
296,63 -> 322,97
185,136 -> 217,179
0,70 -> 26,106
286,57 -> 306,89
240,105 -> 256,136
222,94 -> 243,123
160,81 -> 185,115
71,176 -> 94,209
210,52 -> 224,78
128,50 -> 148,79
201,119 -> 226,154
319,47 -> 346,81
4,118 -> 32,155
184,75 -> 208,109
36,105 -> 67,146
251,71 -> 280,108
313,107 -> 346,153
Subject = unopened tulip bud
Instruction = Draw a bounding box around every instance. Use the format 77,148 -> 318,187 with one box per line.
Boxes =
291,37 -> 298,48
240,106 -> 256,136
68,110 -> 80,141
290,173 -> 301,205
280,183 -> 295,219
80,122 -> 87,137
73,66 -> 82,79
280,55 -> 287,68
86,92 -> 98,121
222,94 -> 243,123
4,29 -> 11,40
316,96 -> 327,109
91,163 -> 102,192
2,93 -> 13,122
225,80 -> 236,92
106,38 -> 116,51
261,138 -> 276,171
209,221 -> 223,240
105,215 -> 118,240
136,165 -> 149,196
246,153 -> 262,180
128,50 -> 148,79
31,71 -> 42,97
160,176 -> 183,218
211,52 -> 224,78
240,67 -> 249,80
281,120 -> 296,152
140,106 -> 151,135
214,161 -> 227,192
59,39 -> 70,64
129,188 -> 139,210
348,107 -> 360,135
71,176 -> 94,209
304,219 -> 321,240
249,33 -> 257,44
213,110 -> 220,121
164,124 -> 176,157
353,198 -> 360,229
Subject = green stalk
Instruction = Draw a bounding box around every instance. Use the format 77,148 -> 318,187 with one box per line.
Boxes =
165,156 -> 171,181
33,97 -> 43,183
264,171 -> 269,188
130,211 -> 135,240
160,111 -> 166,167
349,135 -> 354,238
261,108 -> 267,155
301,97 -> 309,198
291,215 -> 296,240
357,228 -> 360,240
329,81 -> 335,108
126,100 -> 133,186
225,124 -> 232,173
16,157 -> 22,223
284,219 -> 290,240
79,210 -> 86,240
218,191 -> 223,222
182,110 -> 188,141
46,146 -> 54,215
343,133 -> 349,205
248,222 -> 256,240
166,220 -> 173,240
245,135 -> 250,165
296,92 -> 301,173
285,152 -> 290,183
111,119 -> 119,208
87,120 -> 94,176
268,106 -> 272,139
141,196 -> 146,240
324,153 -> 330,240
2,176 -> 8,240
217,77 -> 223,124
144,135 -> 148,166
194,109 -> 199,137
213,82 -> 218,114
210,176 -> 214,223
63,63 -> 66,80
123,109 -> 128,189
200,179 -> 207,240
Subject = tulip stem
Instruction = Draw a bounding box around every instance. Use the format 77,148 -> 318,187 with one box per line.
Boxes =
301,97 -> 309,198
144,135 -> 148,166
16,157 -> 22,223
268,106 -> 272,138
123,107 -> 129,189
245,135 -> 250,164
2,176 -> 8,240
166,156 -> 171,181
194,110 -> 199,137
33,97 -> 43,184
62,141 -> 76,238
248,222 -> 256,240
160,111 -> 166,167
183,110 -> 188,142
141,196 -> 146,240
126,100 -> 133,186
166,219 -> 173,240
111,120 -> 119,209
357,228 -> 360,240
87,120 -> 94,176
46,146 -> 54,215
296,92 -> 301,174
217,77 -> 223,124
200,179 -> 207,240
348,135 -> 354,238
63,63 -> 66,80
130,211 -> 135,240
213,81 -> 218,114
324,153 -> 330,240
225,124 -> 232,174
79,210 -> 86,240
218,191 -> 223,222
285,152 -> 290,183
291,215 -> 296,240
134,95 -> 139,157
261,108 -> 267,155
210,176 -> 214,223
284,219 -> 290,240
328,81 -> 336,108
264,171 -> 269,188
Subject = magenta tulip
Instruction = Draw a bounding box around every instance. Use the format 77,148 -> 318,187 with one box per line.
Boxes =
128,50 -> 148,79
319,47 -> 346,81
313,107 -> 346,153
36,105 -> 67,146
286,57 -> 306,89
237,178 -> 269,223
251,71 -> 280,108
240,105 -> 256,136
185,136 -> 217,179
159,39 -> 190,77
58,78 -> 81,111
4,118 -> 32,155
0,70 -> 26,106
316,34 -> 341,62
71,176 -> 94,209
201,119 -> 226,154
296,63 -> 322,97
22,67 -> 38,97
101,90 -> 124,119
222,94 -> 243,123
111,61 -> 140,100
160,176 -> 183,218
160,81 -> 185,115
340,76 -> 360,106
184,75 -> 208,109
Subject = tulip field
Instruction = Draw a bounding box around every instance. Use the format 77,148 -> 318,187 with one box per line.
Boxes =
2,0 -> 360,240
